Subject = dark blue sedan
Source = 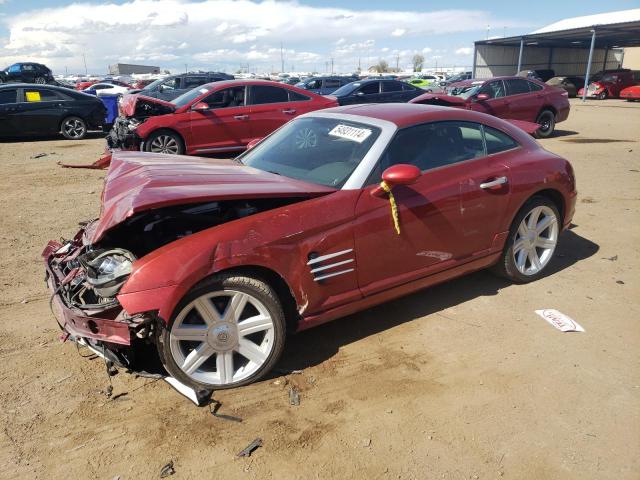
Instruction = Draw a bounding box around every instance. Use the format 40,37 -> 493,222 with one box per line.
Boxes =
295,76 -> 356,95
332,79 -> 423,105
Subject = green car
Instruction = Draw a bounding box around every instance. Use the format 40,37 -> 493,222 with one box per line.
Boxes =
407,75 -> 438,89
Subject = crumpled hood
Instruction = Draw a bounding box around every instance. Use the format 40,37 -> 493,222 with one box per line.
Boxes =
120,93 -> 175,117
410,93 -> 468,106
88,151 -> 336,243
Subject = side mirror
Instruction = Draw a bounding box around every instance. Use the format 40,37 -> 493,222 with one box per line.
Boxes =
476,93 -> 490,101
246,137 -> 263,150
192,102 -> 210,111
382,164 -> 421,187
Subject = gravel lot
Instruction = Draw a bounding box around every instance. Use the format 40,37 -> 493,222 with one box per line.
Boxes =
0,99 -> 638,480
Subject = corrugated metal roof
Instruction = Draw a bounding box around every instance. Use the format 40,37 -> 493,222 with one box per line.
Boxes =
531,9 -> 640,34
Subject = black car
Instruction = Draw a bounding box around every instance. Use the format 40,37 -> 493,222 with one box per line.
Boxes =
295,75 -> 358,94
132,72 -> 234,101
0,63 -> 55,84
0,84 -> 105,139
331,79 -> 423,105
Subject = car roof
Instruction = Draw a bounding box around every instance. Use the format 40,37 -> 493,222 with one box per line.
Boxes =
0,83 -> 66,90
199,79 -> 307,89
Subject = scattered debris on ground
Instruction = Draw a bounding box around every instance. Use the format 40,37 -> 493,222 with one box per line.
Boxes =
237,438 -> 263,458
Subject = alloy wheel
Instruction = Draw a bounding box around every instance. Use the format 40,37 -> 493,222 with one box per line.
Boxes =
169,290 -> 276,386
34,77 -> 46,84
62,118 -> 86,139
512,205 -> 558,276
150,135 -> 180,154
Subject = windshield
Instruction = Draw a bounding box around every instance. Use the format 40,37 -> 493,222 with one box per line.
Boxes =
446,84 -> 481,99
239,117 -> 381,188
600,74 -> 616,83
331,82 -> 359,96
171,86 -> 212,107
141,78 -> 164,91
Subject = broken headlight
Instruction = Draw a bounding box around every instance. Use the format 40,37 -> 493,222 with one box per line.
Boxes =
79,248 -> 136,298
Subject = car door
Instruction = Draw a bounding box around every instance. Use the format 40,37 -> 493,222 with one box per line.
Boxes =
351,81 -> 382,104
353,121 -> 511,296
247,84 -> 293,138
380,80 -> 406,102
187,85 -> 252,153
472,80 -> 510,118
0,88 -> 19,136
504,78 -> 536,120
15,87 -> 66,134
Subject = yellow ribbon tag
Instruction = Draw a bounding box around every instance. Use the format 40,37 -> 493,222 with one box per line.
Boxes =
380,180 -> 400,235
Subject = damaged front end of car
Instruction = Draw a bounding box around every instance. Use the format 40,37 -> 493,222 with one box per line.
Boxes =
43,230 -> 157,370
106,94 -> 175,151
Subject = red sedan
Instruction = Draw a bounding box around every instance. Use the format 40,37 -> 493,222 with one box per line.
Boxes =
108,80 -> 338,155
410,76 -> 570,138
44,104 -> 577,390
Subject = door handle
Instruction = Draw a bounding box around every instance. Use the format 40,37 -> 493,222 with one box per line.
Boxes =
234,115 -> 249,120
480,176 -> 508,189
282,109 -> 296,114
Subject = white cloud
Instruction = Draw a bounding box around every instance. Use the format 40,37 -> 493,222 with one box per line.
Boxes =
422,47 -> 433,54
455,47 -> 474,55
0,0 -> 524,73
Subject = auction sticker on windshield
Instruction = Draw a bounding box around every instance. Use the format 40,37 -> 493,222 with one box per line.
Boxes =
329,124 -> 372,143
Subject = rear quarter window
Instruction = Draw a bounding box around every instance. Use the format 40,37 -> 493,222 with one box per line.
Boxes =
0,89 -> 17,104
483,126 -> 519,154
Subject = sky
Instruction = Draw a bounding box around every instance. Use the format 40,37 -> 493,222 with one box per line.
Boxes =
0,0 -> 637,75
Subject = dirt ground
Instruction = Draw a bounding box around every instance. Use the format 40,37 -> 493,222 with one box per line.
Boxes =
0,99 -> 638,480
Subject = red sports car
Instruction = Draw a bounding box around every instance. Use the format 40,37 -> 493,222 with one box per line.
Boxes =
108,80 -> 338,155
620,85 -> 640,101
410,76 -> 570,138
578,70 -> 636,99
44,104 -> 577,390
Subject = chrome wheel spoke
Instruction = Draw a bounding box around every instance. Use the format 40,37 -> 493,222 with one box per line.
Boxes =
237,338 -> 267,364
225,292 -> 248,323
536,237 -> 556,249
217,351 -> 235,384
528,250 -> 542,272
513,238 -> 527,254
194,297 -> 222,325
182,343 -> 215,375
526,207 -> 542,229
516,248 -> 528,270
238,315 -> 272,337
172,325 -> 208,341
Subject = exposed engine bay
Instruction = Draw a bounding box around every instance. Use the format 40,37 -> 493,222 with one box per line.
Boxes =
107,96 -> 174,150
45,196 -> 304,371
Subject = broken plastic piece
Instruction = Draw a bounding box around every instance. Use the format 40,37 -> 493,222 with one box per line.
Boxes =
237,438 -> 263,457
535,309 -> 585,332
289,386 -> 300,406
159,460 -> 175,478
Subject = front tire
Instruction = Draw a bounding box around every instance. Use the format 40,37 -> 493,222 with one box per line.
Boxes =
597,90 -> 608,100
534,110 -> 556,138
491,196 -> 560,283
60,116 -> 87,140
157,274 -> 286,390
145,130 -> 185,155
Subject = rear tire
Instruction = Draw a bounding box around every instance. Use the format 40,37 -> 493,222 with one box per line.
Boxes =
491,196 -> 560,283
597,90 -> 608,100
60,116 -> 87,140
157,273 -> 287,390
145,130 -> 185,155
34,76 -> 46,84
534,110 -> 556,138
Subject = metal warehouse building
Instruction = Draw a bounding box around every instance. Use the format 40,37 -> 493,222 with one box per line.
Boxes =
108,63 -> 161,75
471,9 -> 640,98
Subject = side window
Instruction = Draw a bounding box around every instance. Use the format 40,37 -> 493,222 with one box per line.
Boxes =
483,126 -> 519,154
161,78 -> 179,90
382,81 -> 403,92
8,64 -> 21,73
22,64 -> 35,72
184,77 -> 207,89
250,85 -> 289,105
306,79 -> 322,89
358,82 -> 380,95
23,89 -> 61,102
528,81 -> 543,92
402,82 -> 417,91
288,90 -> 310,102
479,80 -> 505,98
323,79 -> 341,89
380,121 -> 485,173
505,79 -> 531,95
203,86 -> 245,108
0,89 -> 17,104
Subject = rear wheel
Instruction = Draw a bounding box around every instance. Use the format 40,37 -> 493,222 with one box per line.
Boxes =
597,90 -> 608,100
34,76 -> 46,84
534,110 -> 556,138
491,196 -> 560,283
60,116 -> 87,140
145,130 -> 184,155
157,274 -> 286,390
